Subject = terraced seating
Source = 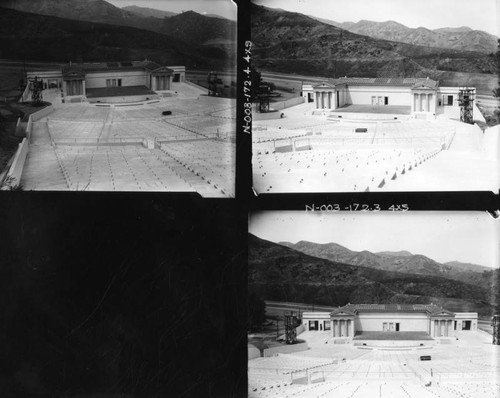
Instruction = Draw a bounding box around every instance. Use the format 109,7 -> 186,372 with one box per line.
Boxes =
49,105 -> 110,121
53,145 -> 194,191
253,147 -> 443,193
159,140 -> 235,197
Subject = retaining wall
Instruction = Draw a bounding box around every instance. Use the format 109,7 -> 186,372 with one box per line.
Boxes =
2,138 -> 29,189
263,342 -> 309,357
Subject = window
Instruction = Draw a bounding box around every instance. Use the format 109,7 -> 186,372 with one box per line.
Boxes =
324,321 -> 331,330
309,320 -> 318,331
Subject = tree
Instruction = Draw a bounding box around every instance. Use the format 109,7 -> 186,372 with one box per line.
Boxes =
248,292 -> 266,331
249,66 -> 263,103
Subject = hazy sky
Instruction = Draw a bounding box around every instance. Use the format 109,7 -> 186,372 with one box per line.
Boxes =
253,0 -> 499,36
249,211 -> 499,268
107,0 -> 237,20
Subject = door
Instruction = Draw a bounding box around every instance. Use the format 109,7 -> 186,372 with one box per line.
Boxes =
389,323 -> 395,332
463,320 -> 471,330
383,322 -> 388,332
447,95 -> 453,105
384,96 -> 389,105
396,323 -> 400,332
372,96 -> 376,105
378,96 -> 383,105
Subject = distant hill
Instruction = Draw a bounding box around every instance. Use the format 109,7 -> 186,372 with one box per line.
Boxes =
280,240 -> 495,289
250,234 -> 493,315
122,5 -> 177,19
158,11 -> 237,46
311,17 -> 498,54
251,4 -> 496,78
0,7 -> 229,69
2,0 -> 165,32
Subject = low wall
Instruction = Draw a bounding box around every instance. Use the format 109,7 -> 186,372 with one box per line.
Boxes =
263,342 -> 309,357
353,340 -> 436,348
248,344 -> 261,360
88,94 -> 160,104
2,138 -> 29,189
19,84 -> 31,103
31,105 -> 54,121
270,97 -> 305,111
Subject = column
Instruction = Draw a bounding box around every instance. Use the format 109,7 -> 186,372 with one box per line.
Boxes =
336,319 -> 340,337
346,319 -> 350,337
333,90 -> 337,109
82,80 -> 86,96
328,92 -> 332,109
315,92 -> 319,108
418,94 -> 422,112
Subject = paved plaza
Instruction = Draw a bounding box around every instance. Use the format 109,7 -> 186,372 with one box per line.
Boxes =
20,83 -> 236,196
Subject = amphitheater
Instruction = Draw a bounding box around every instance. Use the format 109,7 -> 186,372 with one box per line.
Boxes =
248,329 -> 500,398
15,83 -> 235,196
252,102 -> 499,193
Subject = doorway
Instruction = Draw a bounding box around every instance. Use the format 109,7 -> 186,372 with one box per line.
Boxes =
447,95 -> 453,105
395,323 -> 400,332
384,96 -> 389,105
463,320 -> 471,330
309,320 -> 318,331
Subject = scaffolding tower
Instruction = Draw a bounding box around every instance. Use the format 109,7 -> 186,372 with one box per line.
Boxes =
257,85 -> 270,113
207,71 -> 221,97
29,76 -> 43,106
457,87 -> 475,124
284,311 -> 301,345
492,315 -> 500,345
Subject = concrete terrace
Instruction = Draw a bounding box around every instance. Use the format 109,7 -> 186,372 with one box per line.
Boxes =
253,102 -> 498,193
20,83 -> 236,196
249,330 -> 500,398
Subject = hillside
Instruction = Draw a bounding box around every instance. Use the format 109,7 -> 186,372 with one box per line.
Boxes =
122,5 -> 177,19
249,234 -> 492,315
158,11 -> 237,46
0,7 -> 229,69
251,4 -> 496,78
280,240 -> 495,289
313,17 -> 498,54
2,0 -> 165,32
2,1 -> 237,48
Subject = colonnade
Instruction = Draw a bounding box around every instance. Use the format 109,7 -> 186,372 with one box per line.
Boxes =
413,92 -> 434,113
432,319 -> 454,337
331,318 -> 354,338
315,90 -> 334,109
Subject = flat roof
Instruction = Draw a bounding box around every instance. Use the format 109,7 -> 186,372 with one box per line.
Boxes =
85,85 -> 156,98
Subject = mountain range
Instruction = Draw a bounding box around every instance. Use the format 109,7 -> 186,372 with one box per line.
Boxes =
279,240 -> 494,288
251,4 -> 496,79
249,234 -> 498,316
311,17 -> 498,54
0,1 -> 235,68
2,0 -> 236,46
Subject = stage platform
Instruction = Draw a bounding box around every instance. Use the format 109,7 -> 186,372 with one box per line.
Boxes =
353,332 -> 434,341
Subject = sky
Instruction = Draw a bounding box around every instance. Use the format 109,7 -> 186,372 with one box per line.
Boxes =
253,0 -> 499,36
106,0 -> 237,20
249,211 -> 500,268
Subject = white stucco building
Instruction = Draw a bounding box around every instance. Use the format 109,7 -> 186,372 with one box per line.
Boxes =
26,61 -> 186,102
302,304 -> 478,340
301,77 -> 474,119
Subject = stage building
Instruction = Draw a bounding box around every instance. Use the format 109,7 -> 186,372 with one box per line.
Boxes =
26,62 -> 186,103
301,78 -> 474,119
302,304 -> 478,340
